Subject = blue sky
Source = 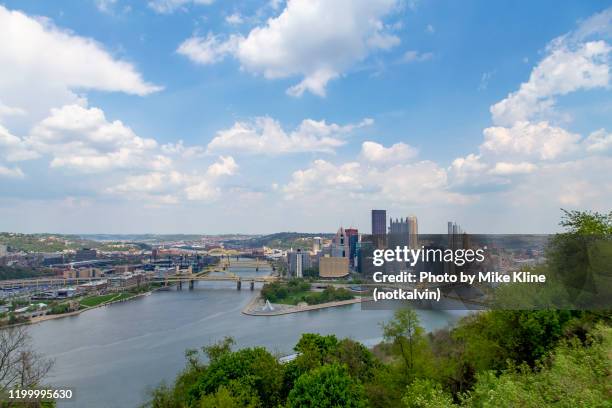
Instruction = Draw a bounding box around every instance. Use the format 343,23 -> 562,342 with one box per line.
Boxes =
0,0 -> 611,234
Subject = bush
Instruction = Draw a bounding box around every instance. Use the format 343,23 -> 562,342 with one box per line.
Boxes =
287,363 -> 367,408
48,303 -> 70,315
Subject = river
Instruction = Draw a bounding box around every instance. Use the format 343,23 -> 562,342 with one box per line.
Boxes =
26,261 -> 469,408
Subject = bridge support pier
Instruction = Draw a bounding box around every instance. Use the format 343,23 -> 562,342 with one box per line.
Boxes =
189,280 -> 194,290
178,281 -> 183,291
236,280 -> 241,290
250,281 -> 254,291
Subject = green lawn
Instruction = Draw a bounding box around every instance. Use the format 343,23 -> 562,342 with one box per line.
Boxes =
271,289 -> 355,306
273,290 -> 311,305
79,292 -> 135,308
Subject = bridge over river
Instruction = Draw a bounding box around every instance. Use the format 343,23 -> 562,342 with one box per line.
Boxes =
0,258 -> 278,292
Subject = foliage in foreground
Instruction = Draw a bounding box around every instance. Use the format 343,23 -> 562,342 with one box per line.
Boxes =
144,310 -> 611,408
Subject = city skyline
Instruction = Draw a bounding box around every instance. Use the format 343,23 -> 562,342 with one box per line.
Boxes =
0,1 -> 611,234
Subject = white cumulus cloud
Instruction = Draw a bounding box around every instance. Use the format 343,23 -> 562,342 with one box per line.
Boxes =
177,33 -> 241,65
360,141 -> 417,163
0,164 -> 24,179
177,0 -> 401,96
27,104 -> 169,173
110,155 -> 238,203
0,5 -> 161,125
584,128 -> 612,153
481,121 -> 581,160
490,40 -> 611,126
283,157 -> 465,205
488,161 -> 537,176
0,125 -> 39,162
207,117 -> 373,155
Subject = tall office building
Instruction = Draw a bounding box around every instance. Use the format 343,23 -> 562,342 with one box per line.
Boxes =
446,221 -> 468,275
388,215 -> 419,249
371,209 -> 387,249
344,228 -> 358,267
312,237 -> 322,253
371,210 -> 386,235
356,240 -> 374,276
447,221 -> 463,249
407,215 -> 418,249
287,249 -> 310,278
331,227 -> 349,258
389,218 -> 410,248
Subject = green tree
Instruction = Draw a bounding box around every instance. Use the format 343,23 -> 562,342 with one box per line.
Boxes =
381,308 -> 428,380
286,363 -> 367,408
402,378 -> 455,408
461,324 -> 612,408
283,334 -> 380,401
547,209 -> 612,308
203,336 -> 235,363
190,347 -> 283,407
453,310 -> 572,372
198,384 -> 260,408
558,209 -> 612,234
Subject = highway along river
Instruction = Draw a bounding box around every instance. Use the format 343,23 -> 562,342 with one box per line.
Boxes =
27,260 -> 469,408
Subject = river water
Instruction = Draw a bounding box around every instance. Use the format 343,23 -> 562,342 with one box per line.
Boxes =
27,261 -> 469,408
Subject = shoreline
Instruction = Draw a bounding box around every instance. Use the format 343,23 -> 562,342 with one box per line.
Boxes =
242,294 -> 374,316
15,289 -> 155,327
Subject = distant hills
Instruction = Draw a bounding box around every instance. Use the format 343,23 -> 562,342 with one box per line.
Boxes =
0,232 -> 334,253
224,232 -> 333,250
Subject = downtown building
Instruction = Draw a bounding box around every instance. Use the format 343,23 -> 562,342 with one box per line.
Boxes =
287,249 -> 310,278
344,228 -> 359,267
319,227 -> 350,278
389,216 -> 419,249
312,237 -> 323,253
371,209 -> 387,249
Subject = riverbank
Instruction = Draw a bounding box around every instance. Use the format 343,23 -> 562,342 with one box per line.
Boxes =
242,294 -> 374,316
26,289 -> 153,325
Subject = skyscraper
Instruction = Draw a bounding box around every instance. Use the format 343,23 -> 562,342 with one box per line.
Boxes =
407,215 -> 418,249
371,210 -> 386,235
389,218 -> 409,248
371,209 -> 387,249
447,221 -> 463,249
312,237 -> 322,253
287,249 -> 310,278
344,228 -> 358,267
388,215 -> 418,249
331,227 -> 349,258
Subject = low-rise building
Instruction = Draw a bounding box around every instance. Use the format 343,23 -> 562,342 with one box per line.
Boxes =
63,267 -> 104,279
108,273 -> 144,289
32,287 -> 76,300
319,256 -> 349,278
76,279 -> 108,294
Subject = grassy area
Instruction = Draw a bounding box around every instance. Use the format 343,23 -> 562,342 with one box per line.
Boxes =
79,292 -> 135,308
261,280 -> 354,305
274,289 -> 312,305
80,294 -> 118,307
115,293 -> 135,301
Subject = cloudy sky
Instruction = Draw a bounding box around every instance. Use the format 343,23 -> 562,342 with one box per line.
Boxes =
0,0 -> 611,234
